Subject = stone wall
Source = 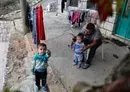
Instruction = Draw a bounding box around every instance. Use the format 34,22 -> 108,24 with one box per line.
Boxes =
78,0 -> 87,9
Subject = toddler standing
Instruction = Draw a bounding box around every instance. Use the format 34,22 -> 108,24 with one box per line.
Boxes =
31,43 -> 51,92
73,33 -> 84,68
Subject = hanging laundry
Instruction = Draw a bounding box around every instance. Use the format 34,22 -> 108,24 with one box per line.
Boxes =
61,0 -> 67,13
68,10 -> 87,27
80,12 -> 85,22
68,10 -> 74,23
71,11 -> 81,26
32,8 -> 38,45
89,0 -> 113,22
37,5 -> 46,43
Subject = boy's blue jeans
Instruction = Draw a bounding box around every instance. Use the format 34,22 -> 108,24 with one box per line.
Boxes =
74,54 -> 83,65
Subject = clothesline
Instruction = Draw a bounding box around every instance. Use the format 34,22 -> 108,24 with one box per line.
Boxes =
68,6 -> 99,27
28,5 -> 46,46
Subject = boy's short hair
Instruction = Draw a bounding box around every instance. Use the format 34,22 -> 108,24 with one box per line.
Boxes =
72,33 -> 84,42
77,33 -> 84,40
38,43 -> 47,48
77,33 -> 84,37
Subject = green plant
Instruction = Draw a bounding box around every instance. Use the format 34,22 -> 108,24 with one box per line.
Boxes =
3,87 -> 10,92
13,90 -> 21,92
3,87 -> 21,92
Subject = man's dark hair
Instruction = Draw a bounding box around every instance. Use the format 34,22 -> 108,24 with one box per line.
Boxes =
77,33 -> 84,37
38,43 -> 47,48
86,23 -> 95,32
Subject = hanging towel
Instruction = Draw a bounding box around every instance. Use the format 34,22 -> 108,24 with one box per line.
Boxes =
68,10 -> 73,23
37,5 -> 46,43
80,11 -> 85,23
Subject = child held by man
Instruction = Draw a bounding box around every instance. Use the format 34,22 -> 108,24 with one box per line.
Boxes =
31,43 -> 51,92
73,33 -> 85,68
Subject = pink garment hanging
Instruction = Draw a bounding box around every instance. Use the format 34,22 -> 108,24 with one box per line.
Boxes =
71,11 -> 80,24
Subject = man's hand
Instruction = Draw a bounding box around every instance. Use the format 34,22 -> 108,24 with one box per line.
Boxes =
81,46 -> 87,51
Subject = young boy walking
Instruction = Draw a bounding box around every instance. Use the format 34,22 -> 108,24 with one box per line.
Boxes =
31,43 -> 51,92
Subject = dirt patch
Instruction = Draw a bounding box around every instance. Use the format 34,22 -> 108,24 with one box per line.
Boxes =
4,32 -> 28,88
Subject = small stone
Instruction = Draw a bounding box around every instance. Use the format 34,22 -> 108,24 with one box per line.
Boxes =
113,54 -> 119,59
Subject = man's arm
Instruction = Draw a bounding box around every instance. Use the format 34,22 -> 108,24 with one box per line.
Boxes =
84,40 -> 97,51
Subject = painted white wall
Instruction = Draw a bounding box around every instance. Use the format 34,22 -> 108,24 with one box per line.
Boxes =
78,0 -> 87,9
99,2 -> 116,37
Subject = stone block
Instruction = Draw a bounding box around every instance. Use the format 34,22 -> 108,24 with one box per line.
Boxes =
112,3 -> 116,12
100,28 -> 106,35
104,22 -> 114,32
106,31 -> 112,37
108,17 -> 115,23
14,19 -> 23,34
100,23 -> 104,28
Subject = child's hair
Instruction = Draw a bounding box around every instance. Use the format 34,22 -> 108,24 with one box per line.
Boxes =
77,33 -> 84,37
72,33 -> 84,42
77,33 -> 84,41
38,43 -> 47,49
72,36 -> 76,42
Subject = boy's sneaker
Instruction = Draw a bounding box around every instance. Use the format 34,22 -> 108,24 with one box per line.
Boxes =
77,64 -> 81,68
42,86 -> 47,92
82,64 -> 90,69
73,62 -> 77,66
73,60 -> 78,66
35,86 -> 41,92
